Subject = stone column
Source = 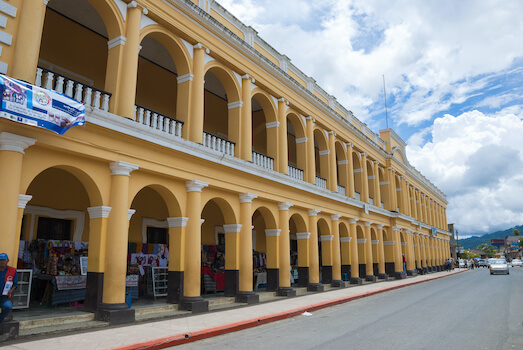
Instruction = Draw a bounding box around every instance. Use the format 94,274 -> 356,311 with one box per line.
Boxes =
166,217 -> 188,304
240,75 -> 253,161
392,226 -> 406,279
373,162 -> 381,207
223,224 -> 241,297
305,116 -> 315,184
388,168 -> 397,211
361,153 -> 369,203
320,234 -> 333,284
363,221 -> 376,281
0,133 -> 36,267
328,132 -> 337,192
330,214 -> 346,287
307,209 -> 323,291
84,206 -> 111,312
188,44 -> 207,143
349,218 -> 362,284
265,229 -> 280,291
10,0 -> 48,83
376,224 -> 387,279
346,143 -> 355,198
277,98 -> 288,174
296,232 -> 310,287
99,161 -> 138,324
15,195 -> 32,263
405,230 -> 417,275
277,202 -> 296,296
237,193 -> 259,304
180,180 -> 209,313
176,74 -> 193,138
113,3 -> 144,119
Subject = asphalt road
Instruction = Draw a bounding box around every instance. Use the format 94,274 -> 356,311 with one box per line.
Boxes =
175,267 -> 523,350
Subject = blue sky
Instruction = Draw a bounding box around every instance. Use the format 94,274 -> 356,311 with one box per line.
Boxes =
217,0 -> 523,237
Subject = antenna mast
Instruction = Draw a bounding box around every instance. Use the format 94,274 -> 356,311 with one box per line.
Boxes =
382,75 -> 389,129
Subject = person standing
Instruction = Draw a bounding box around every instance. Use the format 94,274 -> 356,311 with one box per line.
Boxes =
0,253 -> 17,323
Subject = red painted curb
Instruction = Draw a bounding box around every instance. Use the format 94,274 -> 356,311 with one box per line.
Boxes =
109,270 -> 466,350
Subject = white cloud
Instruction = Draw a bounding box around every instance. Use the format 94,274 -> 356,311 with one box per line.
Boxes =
407,110 -> 523,235
217,0 -> 523,126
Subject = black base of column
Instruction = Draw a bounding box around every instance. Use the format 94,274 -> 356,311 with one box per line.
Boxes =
276,287 -> 296,297
427,266 -> 433,272
267,268 -> 279,291
179,296 -> 209,313
378,273 -> 389,280
439,265 -> 444,271
84,271 -> 103,312
423,267 -> 429,274
331,280 -> 348,288
307,283 -> 324,292
322,266 -> 333,284
394,272 -> 407,279
373,263 -> 379,276
167,271 -> 183,304
341,265 -> 351,281
385,262 -> 395,276
432,266 -> 437,272
0,321 -> 18,341
359,264 -> 367,279
96,303 -> 135,325
350,277 -> 362,285
365,275 -> 376,282
235,291 -> 259,304
407,269 -> 418,277
224,270 -> 239,297
298,267 -> 309,287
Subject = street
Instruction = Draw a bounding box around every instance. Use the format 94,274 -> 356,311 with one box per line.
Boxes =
175,268 -> 523,350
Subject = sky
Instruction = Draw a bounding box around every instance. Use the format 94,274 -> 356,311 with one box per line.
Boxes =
217,0 -> 523,237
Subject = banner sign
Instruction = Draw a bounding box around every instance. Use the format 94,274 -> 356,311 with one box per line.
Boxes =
512,242 -> 519,250
432,227 -> 437,237
0,75 -> 85,134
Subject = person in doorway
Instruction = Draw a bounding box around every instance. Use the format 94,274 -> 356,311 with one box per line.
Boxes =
0,253 -> 17,323
402,254 -> 406,274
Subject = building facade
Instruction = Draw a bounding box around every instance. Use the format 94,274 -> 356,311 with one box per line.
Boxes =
0,0 -> 450,323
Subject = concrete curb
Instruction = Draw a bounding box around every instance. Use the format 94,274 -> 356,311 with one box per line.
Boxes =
109,270 -> 467,350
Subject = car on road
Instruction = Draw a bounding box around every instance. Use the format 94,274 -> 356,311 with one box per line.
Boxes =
510,259 -> 522,267
478,259 -> 488,268
459,259 -> 466,268
489,259 -> 509,275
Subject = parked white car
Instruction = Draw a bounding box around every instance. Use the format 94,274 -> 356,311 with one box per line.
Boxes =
490,259 -> 509,275
511,259 -> 522,267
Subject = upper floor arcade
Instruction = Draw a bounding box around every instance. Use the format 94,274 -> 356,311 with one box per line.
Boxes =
0,0 -> 447,232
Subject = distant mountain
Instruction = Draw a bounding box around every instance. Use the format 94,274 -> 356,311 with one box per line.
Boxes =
458,225 -> 523,249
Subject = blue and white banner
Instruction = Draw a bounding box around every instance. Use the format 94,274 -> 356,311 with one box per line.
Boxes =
0,75 -> 85,134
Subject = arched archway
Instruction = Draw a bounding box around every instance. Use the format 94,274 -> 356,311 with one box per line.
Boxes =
353,152 -> 362,201
251,90 -> 278,169
203,64 -> 241,155
201,197 -> 237,296
371,228 -> 379,276
367,160 -> 375,205
379,168 -> 389,210
286,112 -> 307,180
335,141 -> 348,195
356,225 -> 366,278
252,206 -> 277,291
313,129 -> 329,189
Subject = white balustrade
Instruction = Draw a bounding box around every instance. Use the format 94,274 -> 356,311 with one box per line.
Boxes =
355,192 -> 361,201
252,151 -> 274,170
202,131 -> 235,156
35,67 -> 111,112
337,185 -> 345,195
134,105 -> 183,138
287,165 -> 303,181
315,176 -> 327,189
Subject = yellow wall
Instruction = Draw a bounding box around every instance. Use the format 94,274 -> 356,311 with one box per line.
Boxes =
204,91 -> 229,137
252,110 -> 267,154
314,91 -> 329,105
254,43 -> 280,67
39,10 -> 107,89
202,200 -> 224,245
287,69 -> 306,88
136,58 -> 178,119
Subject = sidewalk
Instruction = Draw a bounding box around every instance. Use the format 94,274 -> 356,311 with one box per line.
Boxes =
4,269 -> 466,350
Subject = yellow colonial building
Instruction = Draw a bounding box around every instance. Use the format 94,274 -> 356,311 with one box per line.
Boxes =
0,0 -> 450,323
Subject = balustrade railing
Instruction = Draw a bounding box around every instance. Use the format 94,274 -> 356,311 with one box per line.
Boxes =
35,66 -> 111,111
355,192 -> 361,201
252,151 -> 273,170
369,198 -> 374,205
315,176 -> 327,189
288,165 -> 303,181
134,104 -> 183,137
337,185 -> 345,195
202,131 -> 235,156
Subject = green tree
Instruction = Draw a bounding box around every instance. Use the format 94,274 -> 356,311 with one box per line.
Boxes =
476,243 -> 496,258
514,229 -> 520,236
